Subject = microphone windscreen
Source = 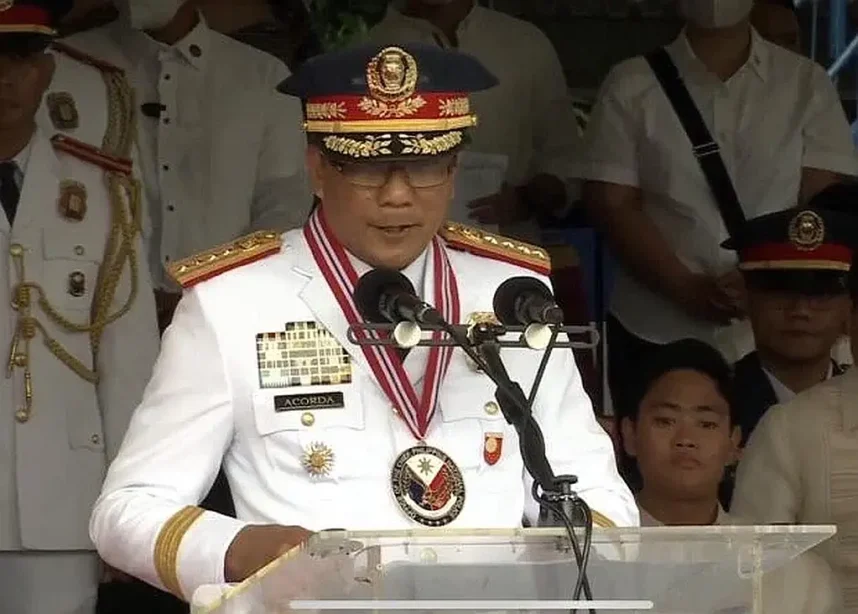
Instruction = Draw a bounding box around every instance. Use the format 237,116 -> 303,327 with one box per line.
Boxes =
353,268 -> 416,323
492,276 -> 553,325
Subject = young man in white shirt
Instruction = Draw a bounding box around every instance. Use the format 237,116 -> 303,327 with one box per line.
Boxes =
620,339 -> 841,613
579,0 -> 857,418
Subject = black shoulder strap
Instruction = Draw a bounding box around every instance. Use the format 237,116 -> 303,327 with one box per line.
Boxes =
644,47 -> 746,239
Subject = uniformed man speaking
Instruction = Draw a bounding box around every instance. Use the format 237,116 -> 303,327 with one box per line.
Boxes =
89,42 -> 638,602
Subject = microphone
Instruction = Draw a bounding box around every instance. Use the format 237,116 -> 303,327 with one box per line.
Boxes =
493,277 -> 564,326
141,103 -> 166,119
354,269 -> 444,326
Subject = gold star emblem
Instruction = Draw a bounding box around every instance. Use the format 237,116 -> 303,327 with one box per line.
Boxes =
301,442 -> 335,477
418,458 -> 433,475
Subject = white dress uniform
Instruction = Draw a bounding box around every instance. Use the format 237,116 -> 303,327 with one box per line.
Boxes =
733,368 -> 858,612
55,13 -> 311,290
0,124 -> 160,613
638,505 -> 843,613
89,223 -> 639,602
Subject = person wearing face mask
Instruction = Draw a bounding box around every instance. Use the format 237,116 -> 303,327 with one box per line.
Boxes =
579,0 -> 858,421
364,0 -> 582,246
44,0 -> 311,334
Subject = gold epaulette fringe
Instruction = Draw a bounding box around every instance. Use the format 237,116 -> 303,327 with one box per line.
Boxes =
439,221 -> 551,275
168,231 -> 282,289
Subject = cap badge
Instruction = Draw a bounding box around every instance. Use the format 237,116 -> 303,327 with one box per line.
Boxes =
0,1 -> 12,13
788,210 -> 825,251
366,46 -> 418,103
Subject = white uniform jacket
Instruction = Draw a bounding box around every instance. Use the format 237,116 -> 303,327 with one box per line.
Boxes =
0,128 -> 159,551
89,226 -> 638,599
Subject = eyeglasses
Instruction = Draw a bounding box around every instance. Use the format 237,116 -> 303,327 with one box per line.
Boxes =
326,156 -> 456,188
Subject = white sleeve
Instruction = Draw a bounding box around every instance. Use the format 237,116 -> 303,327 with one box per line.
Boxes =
801,63 -> 858,176
576,67 -> 641,187
90,289 -> 248,600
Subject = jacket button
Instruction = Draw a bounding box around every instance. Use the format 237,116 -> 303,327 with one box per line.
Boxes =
484,401 -> 499,415
301,412 -> 315,427
91,434 -> 100,445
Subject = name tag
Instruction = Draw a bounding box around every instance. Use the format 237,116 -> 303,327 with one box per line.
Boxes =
275,392 -> 345,412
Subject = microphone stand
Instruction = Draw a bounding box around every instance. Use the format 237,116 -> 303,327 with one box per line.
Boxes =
352,317 -> 598,612
468,323 -> 596,612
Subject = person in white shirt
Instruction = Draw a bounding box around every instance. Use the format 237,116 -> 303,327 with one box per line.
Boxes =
579,0 -> 857,421
53,0 -> 311,331
619,338 -> 842,613
365,0 -> 580,243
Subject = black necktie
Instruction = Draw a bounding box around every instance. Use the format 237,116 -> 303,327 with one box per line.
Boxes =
0,162 -> 20,225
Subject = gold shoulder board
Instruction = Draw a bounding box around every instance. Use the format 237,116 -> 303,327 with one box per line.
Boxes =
439,221 -> 551,275
168,231 -> 282,288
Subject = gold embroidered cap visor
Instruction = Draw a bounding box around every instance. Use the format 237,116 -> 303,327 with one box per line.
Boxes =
278,42 -> 498,161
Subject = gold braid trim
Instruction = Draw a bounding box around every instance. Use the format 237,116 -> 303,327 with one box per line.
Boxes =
4,63 -> 141,411
591,510 -> 616,529
154,506 -> 206,599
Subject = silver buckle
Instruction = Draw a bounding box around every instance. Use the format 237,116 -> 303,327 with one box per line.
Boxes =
693,141 -> 720,158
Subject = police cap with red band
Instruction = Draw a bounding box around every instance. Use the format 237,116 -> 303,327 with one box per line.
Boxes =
277,42 -> 498,161
0,0 -> 72,54
722,199 -> 858,295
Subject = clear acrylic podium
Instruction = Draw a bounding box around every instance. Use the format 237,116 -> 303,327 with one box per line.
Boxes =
191,525 -> 836,614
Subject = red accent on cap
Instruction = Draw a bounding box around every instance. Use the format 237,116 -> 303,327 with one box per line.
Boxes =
0,6 -> 51,28
740,243 -> 853,265
305,92 -> 470,123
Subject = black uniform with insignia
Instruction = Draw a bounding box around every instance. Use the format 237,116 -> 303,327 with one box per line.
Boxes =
719,198 -> 857,507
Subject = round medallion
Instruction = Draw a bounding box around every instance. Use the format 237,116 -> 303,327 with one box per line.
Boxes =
788,210 -> 825,251
391,445 -> 465,527
0,0 -> 12,13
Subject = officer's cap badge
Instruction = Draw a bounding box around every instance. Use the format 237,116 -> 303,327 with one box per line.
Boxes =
788,210 -> 825,251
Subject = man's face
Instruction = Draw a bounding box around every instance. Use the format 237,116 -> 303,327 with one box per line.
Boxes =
0,51 -> 54,131
747,287 -> 850,363
622,369 -> 739,501
751,3 -> 801,53
307,146 -> 456,270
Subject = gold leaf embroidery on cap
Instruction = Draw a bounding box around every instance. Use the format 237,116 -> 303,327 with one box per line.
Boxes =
399,131 -> 463,156
322,134 -> 393,158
